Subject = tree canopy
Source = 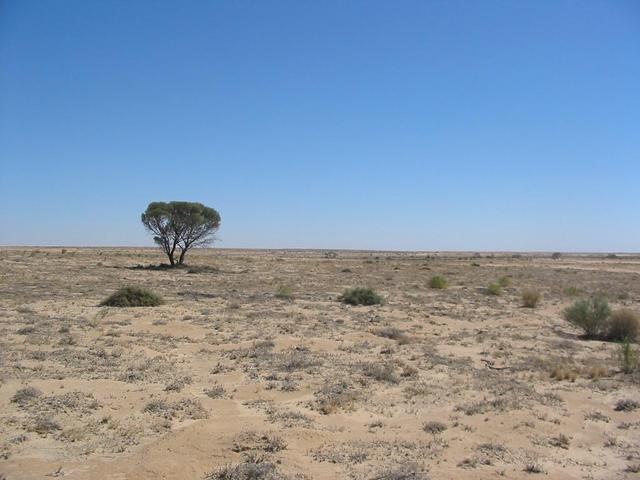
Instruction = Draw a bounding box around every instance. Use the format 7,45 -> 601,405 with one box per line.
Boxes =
141,201 -> 221,265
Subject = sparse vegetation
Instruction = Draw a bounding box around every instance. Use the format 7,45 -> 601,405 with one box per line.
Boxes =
423,421 -> 447,438
487,282 -> 502,296
521,289 -> 541,308
338,287 -> 384,306
100,286 -> 164,307
11,386 -> 42,406
275,285 -> 294,300
563,296 -> 610,338
429,275 -> 448,289
606,309 -> 639,341
619,337 -> 638,374
614,399 -> 639,412
498,276 -> 512,288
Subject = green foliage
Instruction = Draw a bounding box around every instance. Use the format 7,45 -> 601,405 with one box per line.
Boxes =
521,289 -> 541,308
498,276 -> 512,288
607,309 -> 639,341
141,201 -> 221,265
619,338 -> 639,374
339,287 -> 384,306
563,296 -> 610,338
275,285 -> 294,300
429,275 -> 448,289
100,286 -> 164,307
563,286 -> 583,297
487,283 -> 502,296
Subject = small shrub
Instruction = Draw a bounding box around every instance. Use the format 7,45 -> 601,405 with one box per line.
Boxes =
487,283 -> 502,296
563,286 -> 583,297
429,275 -> 448,289
339,287 -> 384,306
100,286 -> 163,307
205,455 -> 285,480
186,265 -> 220,274
275,285 -> 294,300
361,362 -> 399,383
607,309 -> 639,341
498,276 -> 512,288
375,327 -> 410,344
521,289 -> 541,308
619,338 -> 638,374
524,463 -> 545,474
204,385 -> 226,399
423,421 -> 447,437
614,399 -> 639,412
29,416 -> 61,435
563,296 -> 610,338
11,386 -> 42,406
551,252 -> 562,260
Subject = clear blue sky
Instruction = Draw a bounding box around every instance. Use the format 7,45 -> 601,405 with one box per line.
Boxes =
1,1 -> 638,251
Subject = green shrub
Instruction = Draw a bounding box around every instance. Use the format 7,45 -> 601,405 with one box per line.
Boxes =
607,309 -> 639,341
487,283 -> 502,296
563,297 -> 610,338
339,287 -> 384,306
429,275 -> 448,289
521,289 -> 541,308
100,286 -> 164,307
275,285 -> 294,300
498,276 -> 512,288
619,338 -> 639,374
563,286 -> 583,297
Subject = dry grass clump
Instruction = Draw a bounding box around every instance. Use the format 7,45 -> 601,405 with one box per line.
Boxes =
205,455 -> 289,480
614,399 -> 639,412
372,462 -> 430,480
100,286 -> 164,307
28,415 -> 62,435
361,362 -> 399,383
274,285 -> 294,300
429,275 -> 448,289
143,398 -> 208,420
11,386 -> 42,406
338,287 -> 384,306
486,283 -> 502,296
204,385 -> 226,398
550,367 -> 577,382
498,276 -> 512,288
606,309 -> 639,341
423,421 -> 447,438
563,296 -> 610,338
315,381 -> 359,414
375,327 -> 411,344
521,289 -> 541,308
232,431 -> 287,453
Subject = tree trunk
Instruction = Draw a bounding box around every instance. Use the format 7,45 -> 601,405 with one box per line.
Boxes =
168,251 -> 175,265
178,248 -> 187,265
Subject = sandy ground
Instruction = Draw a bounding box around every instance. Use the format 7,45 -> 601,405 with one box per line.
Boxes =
0,247 -> 639,479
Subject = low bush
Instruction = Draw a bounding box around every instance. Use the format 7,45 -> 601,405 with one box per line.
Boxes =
521,289 -> 541,308
498,276 -> 512,288
275,285 -> 294,300
429,275 -> 448,289
619,338 -> 638,374
563,296 -> 610,338
487,283 -> 502,296
607,309 -> 639,341
339,287 -> 384,306
101,286 -> 164,307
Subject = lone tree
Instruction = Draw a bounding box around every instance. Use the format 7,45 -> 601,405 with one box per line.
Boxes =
141,201 -> 221,265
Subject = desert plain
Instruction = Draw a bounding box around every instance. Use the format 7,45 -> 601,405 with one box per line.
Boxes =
0,247 -> 639,479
